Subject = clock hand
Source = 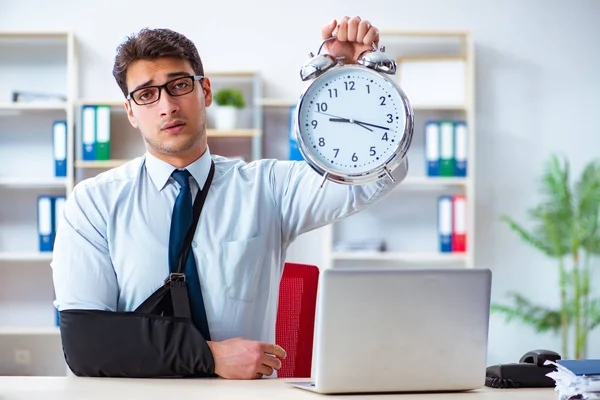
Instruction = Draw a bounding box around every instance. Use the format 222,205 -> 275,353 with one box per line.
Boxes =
351,119 -> 390,131
321,111 -> 389,131
328,117 -> 373,132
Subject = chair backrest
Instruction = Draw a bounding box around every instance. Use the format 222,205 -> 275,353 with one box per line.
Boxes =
275,262 -> 320,378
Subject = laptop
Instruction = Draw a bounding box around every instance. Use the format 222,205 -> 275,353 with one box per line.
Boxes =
288,267 -> 492,394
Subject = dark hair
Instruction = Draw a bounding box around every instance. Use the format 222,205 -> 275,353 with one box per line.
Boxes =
112,28 -> 204,97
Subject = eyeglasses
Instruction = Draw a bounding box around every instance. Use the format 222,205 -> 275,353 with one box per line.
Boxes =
127,75 -> 204,106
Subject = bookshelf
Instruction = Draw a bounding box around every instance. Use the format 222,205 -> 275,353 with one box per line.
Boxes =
318,30 -> 476,270
0,31 -> 77,361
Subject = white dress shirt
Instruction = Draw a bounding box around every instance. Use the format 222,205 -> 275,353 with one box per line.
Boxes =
51,148 -> 407,345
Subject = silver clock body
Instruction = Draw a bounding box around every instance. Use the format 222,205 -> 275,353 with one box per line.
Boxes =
294,64 -> 414,185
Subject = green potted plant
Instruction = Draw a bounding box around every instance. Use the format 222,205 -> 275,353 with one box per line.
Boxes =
492,154 -> 600,359
213,88 -> 246,130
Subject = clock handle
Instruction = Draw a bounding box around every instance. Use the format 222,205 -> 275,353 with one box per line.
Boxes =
319,173 -> 329,188
383,167 -> 396,183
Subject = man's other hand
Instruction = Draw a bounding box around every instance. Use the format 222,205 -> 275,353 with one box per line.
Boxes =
207,338 -> 287,379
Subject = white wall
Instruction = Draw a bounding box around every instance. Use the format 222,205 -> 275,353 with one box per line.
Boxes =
1,0 -> 599,366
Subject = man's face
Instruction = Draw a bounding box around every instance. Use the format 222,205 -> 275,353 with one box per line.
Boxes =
124,57 -> 212,159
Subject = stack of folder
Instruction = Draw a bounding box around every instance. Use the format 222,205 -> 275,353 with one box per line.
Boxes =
37,195 -> 65,252
545,359 -> 600,399
437,195 -> 467,253
425,120 -> 468,177
81,105 -> 111,160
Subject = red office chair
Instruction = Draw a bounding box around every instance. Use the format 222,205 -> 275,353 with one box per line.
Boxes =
275,262 -> 320,378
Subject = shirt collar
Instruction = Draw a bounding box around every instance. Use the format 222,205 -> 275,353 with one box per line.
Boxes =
145,147 -> 212,192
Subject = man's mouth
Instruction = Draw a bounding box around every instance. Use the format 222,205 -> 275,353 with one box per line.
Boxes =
162,120 -> 186,134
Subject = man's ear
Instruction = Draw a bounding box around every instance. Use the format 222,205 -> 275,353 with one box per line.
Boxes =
202,77 -> 212,107
124,100 -> 139,128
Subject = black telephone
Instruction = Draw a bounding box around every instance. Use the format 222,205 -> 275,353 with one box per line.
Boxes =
485,349 -> 561,388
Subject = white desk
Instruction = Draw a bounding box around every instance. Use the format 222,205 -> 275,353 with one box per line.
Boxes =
0,377 -> 557,399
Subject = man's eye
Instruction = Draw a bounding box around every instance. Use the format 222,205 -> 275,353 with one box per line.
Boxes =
173,82 -> 189,89
138,91 -> 153,100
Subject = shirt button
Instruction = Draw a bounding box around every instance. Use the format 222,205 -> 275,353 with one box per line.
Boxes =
192,241 -> 198,248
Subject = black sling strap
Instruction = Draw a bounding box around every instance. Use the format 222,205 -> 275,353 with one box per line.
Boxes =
135,161 -> 216,326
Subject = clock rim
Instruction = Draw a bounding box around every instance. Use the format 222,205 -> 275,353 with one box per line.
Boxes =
294,64 -> 414,185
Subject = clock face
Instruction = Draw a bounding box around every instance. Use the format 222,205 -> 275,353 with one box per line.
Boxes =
296,65 -> 410,176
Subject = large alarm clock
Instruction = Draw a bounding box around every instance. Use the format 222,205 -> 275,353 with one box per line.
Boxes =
295,36 -> 414,186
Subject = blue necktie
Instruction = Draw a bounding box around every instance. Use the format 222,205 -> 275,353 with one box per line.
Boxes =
169,169 -> 211,340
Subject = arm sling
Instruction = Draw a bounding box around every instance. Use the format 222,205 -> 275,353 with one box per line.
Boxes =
59,161 -> 216,378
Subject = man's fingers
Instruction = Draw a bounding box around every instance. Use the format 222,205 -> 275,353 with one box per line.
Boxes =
321,18 -> 336,39
363,26 -> 379,47
261,342 -> 287,359
258,364 -> 274,377
357,20 -> 371,43
261,353 -> 283,371
336,16 -> 350,41
347,16 -> 361,42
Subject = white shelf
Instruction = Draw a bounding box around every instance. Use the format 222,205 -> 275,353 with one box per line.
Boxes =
0,31 -> 71,39
0,177 -> 68,188
400,176 -> 468,187
0,252 -> 53,262
411,104 -> 468,111
258,98 -> 297,107
332,251 -> 468,263
0,102 -> 68,112
0,326 -> 60,336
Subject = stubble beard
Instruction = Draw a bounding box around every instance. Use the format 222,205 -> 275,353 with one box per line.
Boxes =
145,126 -> 206,157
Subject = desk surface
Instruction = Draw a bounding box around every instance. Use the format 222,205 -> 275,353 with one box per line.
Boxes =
0,377 -> 557,400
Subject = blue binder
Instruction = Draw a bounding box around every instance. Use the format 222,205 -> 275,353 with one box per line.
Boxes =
454,121 -> 468,177
557,359 -> 600,376
288,105 -> 304,161
37,196 -> 55,252
53,120 -> 67,177
425,120 -> 440,176
82,105 -> 96,160
437,195 -> 453,253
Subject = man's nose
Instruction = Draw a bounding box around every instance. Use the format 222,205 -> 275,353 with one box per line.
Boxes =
158,90 -> 180,116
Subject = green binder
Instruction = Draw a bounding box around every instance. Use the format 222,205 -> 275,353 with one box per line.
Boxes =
95,105 -> 111,160
439,120 -> 455,177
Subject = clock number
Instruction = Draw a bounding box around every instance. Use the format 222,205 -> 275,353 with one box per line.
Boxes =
316,102 -> 328,112
333,148 -> 339,158
352,153 -> 358,162
382,133 -> 389,141
366,84 -> 370,94
387,114 -> 393,123
328,89 -> 338,98
311,120 -> 318,128
379,96 -> 386,106
370,146 -> 376,156
319,137 -> 325,147
344,81 -> 355,91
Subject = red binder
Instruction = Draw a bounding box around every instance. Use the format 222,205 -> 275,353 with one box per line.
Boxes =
452,195 -> 467,252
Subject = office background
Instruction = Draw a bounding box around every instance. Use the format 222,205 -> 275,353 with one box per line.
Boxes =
0,0 -> 599,372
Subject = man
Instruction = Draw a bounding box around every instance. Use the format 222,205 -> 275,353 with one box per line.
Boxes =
52,16 -> 408,380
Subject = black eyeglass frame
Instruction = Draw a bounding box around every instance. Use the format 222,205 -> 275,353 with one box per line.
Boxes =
126,75 -> 204,105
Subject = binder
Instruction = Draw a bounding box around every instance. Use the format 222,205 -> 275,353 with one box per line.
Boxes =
95,105 -> 111,160
454,121 -> 468,177
288,105 -> 303,161
53,195 -> 66,234
452,195 -> 467,252
424,121 -> 440,176
439,121 -> 455,177
37,196 -> 54,252
82,105 -> 96,160
52,120 -> 67,177
437,196 -> 453,253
